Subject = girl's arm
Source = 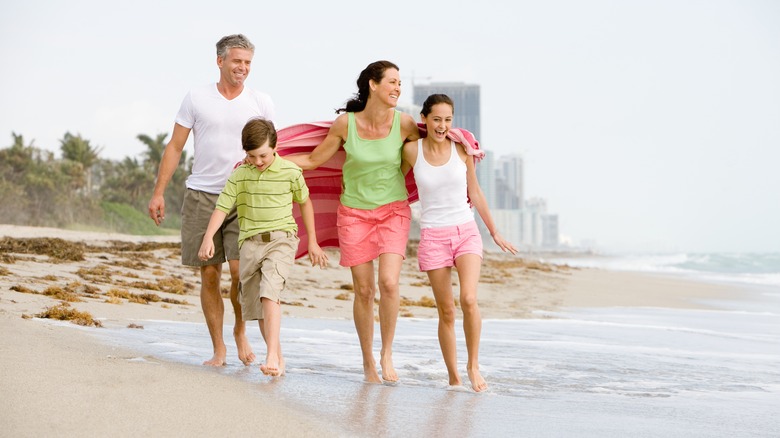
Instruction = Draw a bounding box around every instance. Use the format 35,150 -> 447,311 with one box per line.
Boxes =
401,140 -> 418,176
462,145 -> 518,255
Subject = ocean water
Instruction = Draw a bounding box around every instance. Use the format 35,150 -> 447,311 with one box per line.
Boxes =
84,252 -> 780,437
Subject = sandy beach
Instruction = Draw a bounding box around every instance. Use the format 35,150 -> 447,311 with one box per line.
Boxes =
0,224 -> 756,436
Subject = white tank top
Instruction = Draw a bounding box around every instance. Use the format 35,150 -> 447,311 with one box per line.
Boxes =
413,139 -> 473,228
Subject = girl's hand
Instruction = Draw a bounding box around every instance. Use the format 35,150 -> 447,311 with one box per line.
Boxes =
491,232 -> 518,255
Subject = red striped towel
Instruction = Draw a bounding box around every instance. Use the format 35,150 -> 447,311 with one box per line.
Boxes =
275,121 -> 482,258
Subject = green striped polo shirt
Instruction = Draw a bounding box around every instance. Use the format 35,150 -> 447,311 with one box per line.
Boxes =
215,155 -> 309,248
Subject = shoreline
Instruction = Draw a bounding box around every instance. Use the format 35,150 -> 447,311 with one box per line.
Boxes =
0,225 -> 760,435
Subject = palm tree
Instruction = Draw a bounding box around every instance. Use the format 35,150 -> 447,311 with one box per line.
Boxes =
137,133 -> 168,172
60,132 -> 102,194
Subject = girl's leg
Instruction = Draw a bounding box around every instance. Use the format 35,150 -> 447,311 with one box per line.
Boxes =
454,253 -> 487,392
428,266 -> 461,386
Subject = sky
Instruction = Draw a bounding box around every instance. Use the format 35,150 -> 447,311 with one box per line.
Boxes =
2,0 -> 779,253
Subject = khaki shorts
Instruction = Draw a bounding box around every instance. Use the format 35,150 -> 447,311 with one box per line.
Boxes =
239,231 -> 299,321
180,189 -> 239,266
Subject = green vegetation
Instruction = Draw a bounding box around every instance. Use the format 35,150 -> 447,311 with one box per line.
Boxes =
0,131 -> 189,235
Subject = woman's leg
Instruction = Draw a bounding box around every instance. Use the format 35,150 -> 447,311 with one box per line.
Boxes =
376,253 -> 404,382
350,261 -> 381,383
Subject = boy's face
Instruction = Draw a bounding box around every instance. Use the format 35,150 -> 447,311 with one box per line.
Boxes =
245,141 -> 275,171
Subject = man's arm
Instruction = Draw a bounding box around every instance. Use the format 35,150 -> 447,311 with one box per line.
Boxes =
148,123 -> 191,225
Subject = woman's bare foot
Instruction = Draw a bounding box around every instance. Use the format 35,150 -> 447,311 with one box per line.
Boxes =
363,360 -> 382,384
203,353 -> 227,367
380,355 -> 398,382
467,366 -> 488,392
234,329 -> 255,366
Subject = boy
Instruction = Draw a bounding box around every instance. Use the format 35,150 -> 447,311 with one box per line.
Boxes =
198,118 -> 328,376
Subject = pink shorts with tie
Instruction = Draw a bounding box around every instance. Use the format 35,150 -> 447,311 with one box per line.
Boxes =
418,220 -> 483,272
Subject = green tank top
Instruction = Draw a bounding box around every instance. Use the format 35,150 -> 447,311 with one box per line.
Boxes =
340,111 -> 408,209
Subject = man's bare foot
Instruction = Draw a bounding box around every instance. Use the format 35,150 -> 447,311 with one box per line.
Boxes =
379,355 -> 398,382
203,354 -> 227,367
234,329 -> 255,366
467,366 -> 488,392
260,352 -> 280,376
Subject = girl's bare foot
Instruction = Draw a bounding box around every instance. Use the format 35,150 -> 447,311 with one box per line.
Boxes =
260,352 -> 280,376
467,366 -> 488,392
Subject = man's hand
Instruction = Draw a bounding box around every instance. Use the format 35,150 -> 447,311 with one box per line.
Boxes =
148,195 -> 166,226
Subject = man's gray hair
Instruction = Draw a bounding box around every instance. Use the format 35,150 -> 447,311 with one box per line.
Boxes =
216,34 -> 254,59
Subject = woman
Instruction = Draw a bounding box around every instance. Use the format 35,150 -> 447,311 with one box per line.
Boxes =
402,94 -> 517,392
287,60 -> 420,383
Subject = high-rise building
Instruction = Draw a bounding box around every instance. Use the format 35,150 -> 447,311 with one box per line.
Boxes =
495,154 -> 524,210
541,214 -> 559,248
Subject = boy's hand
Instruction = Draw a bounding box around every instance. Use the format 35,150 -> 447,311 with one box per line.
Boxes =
198,240 -> 215,261
308,244 -> 329,268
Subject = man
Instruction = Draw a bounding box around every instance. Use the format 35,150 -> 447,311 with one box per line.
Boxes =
148,34 -> 275,366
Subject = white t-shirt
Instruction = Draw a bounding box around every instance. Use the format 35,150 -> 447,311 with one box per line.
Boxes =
175,83 -> 275,194
413,140 -> 474,228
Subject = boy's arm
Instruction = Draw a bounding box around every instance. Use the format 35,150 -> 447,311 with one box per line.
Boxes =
298,197 -> 328,268
198,209 -> 228,261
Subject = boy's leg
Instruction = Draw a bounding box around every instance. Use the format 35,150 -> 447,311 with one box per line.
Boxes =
259,298 -> 282,376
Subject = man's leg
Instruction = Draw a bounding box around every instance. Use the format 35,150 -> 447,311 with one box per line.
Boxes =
228,259 -> 255,365
200,263 -> 226,366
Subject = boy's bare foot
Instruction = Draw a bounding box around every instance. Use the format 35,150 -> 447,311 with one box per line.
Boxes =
234,329 -> 255,365
467,366 -> 488,392
260,352 -> 280,376
203,354 -> 227,367
380,355 -> 398,382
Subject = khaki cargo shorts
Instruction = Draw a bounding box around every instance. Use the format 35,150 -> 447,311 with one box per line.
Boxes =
239,231 -> 299,321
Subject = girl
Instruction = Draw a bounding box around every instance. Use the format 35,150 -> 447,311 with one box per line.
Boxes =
402,94 -> 517,392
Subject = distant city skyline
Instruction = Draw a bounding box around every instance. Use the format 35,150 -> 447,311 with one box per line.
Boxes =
2,0 -> 778,252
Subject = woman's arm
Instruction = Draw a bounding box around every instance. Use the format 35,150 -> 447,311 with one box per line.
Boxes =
285,115 -> 348,170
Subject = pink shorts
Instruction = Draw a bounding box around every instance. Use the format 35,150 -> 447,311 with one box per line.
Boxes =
418,220 -> 483,272
337,200 -> 411,267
